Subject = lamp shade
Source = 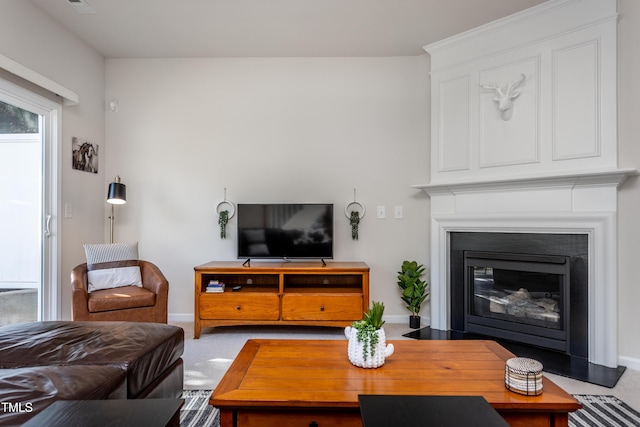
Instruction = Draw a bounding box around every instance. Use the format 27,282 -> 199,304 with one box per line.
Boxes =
107,176 -> 126,205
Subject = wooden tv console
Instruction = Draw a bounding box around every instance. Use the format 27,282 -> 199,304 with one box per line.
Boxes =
193,261 -> 369,338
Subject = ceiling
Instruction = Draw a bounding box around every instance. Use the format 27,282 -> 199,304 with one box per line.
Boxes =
28,0 -> 548,58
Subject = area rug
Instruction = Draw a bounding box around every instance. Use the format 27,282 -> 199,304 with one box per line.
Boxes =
571,395 -> 640,427
179,390 -> 640,427
180,390 -> 219,427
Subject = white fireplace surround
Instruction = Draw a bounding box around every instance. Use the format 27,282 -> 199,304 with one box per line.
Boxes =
415,169 -> 636,368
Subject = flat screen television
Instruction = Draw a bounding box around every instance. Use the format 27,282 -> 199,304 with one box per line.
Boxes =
237,203 -> 333,260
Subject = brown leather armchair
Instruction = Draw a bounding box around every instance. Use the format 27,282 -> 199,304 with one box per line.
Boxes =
71,261 -> 168,323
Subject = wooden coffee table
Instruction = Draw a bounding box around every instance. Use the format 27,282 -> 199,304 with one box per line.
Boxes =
210,339 -> 581,427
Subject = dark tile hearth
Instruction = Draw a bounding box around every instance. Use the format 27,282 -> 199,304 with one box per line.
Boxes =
403,327 -> 625,388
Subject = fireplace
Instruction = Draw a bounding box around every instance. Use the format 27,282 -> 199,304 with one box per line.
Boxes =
412,0 -> 635,369
465,251 -> 570,352
451,233 -> 588,357
450,232 -> 588,358
414,170 -> 634,368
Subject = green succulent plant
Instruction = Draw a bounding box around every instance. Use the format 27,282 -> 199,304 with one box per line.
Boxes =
351,301 -> 385,361
397,260 -> 429,316
363,300 -> 385,329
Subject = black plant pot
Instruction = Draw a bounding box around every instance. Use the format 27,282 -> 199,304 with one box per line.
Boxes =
409,315 -> 421,329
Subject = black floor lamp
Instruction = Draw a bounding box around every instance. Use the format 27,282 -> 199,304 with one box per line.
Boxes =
107,176 -> 126,243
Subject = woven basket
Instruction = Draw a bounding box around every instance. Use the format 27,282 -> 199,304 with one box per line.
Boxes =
505,357 -> 544,395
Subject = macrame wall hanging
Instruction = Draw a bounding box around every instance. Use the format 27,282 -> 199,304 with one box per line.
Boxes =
215,188 -> 235,239
350,210 -> 360,240
345,189 -> 365,240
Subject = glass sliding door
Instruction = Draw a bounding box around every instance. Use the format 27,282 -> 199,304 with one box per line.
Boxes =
0,79 -> 60,325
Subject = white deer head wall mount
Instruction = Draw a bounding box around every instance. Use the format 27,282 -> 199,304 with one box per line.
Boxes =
480,73 -> 526,121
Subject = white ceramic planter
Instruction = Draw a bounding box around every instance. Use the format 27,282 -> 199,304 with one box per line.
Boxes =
344,326 -> 394,368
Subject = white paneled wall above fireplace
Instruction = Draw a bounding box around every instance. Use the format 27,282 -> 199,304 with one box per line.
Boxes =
425,0 -> 618,184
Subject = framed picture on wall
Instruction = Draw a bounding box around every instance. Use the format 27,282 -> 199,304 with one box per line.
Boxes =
72,137 -> 98,174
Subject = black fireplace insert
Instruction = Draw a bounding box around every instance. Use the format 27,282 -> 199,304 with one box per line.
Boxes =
450,232 -> 588,358
464,251 -> 570,353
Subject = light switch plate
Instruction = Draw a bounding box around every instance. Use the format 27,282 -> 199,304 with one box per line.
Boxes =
394,205 -> 403,219
64,203 -> 73,219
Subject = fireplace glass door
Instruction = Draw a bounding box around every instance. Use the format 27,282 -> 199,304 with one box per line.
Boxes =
464,251 -> 570,353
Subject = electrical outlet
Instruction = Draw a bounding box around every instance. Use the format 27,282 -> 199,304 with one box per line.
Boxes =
394,205 -> 403,219
376,205 -> 386,219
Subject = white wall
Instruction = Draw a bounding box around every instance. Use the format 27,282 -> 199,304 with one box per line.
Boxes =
0,0 -> 105,319
105,56 -> 430,320
616,0 -> 640,368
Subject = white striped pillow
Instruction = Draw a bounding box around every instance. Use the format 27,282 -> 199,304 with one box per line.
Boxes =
83,242 -> 142,292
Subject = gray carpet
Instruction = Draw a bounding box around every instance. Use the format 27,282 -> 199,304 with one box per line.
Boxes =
179,391 -> 640,427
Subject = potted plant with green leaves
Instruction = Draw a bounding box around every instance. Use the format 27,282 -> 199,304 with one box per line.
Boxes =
344,301 -> 394,368
397,260 -> 429,329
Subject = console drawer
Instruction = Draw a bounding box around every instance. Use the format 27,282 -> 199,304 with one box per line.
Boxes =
200,294 -> 280,320
238,409 -> 362,427
281,294 -> 363,321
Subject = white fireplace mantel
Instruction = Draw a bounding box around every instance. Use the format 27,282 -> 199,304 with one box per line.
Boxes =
414,168 -> 637,368
413,169 -> 638,196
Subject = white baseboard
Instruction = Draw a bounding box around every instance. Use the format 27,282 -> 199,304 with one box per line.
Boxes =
383,314 -> 418,325
618,355 -> 640,372
168,313 -> 193,323
388,314 -> 433,328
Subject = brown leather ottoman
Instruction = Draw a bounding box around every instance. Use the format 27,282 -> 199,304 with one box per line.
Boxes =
0,321 -> 184,399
